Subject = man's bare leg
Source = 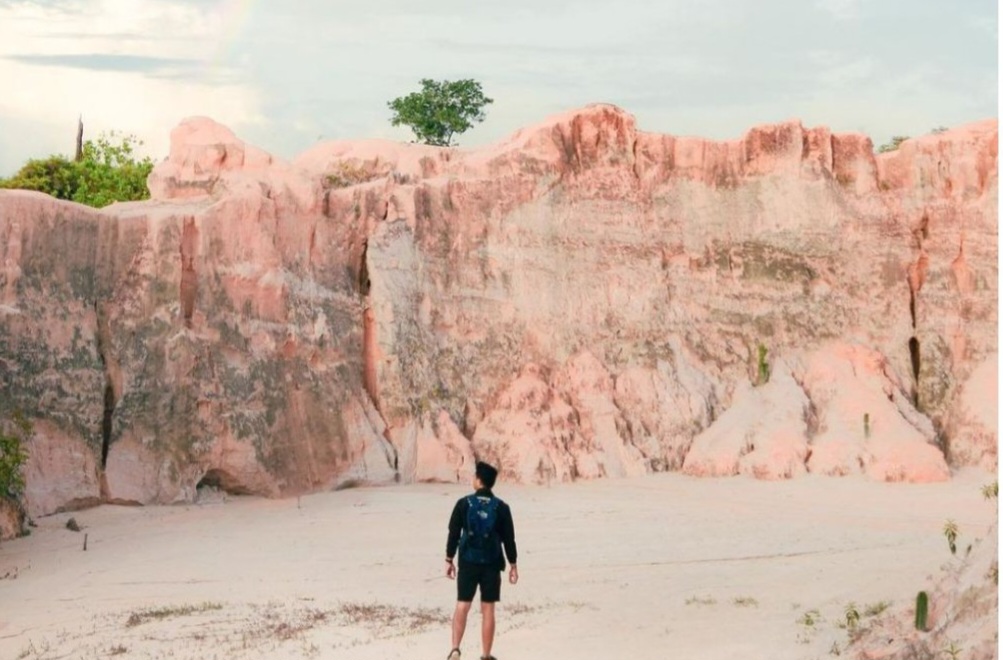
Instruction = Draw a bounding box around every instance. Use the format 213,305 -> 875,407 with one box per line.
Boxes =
452,601 -> 472,651
481,602 -> 496,658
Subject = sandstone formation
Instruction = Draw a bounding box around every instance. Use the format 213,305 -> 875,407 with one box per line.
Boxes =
0,106 -> 996,526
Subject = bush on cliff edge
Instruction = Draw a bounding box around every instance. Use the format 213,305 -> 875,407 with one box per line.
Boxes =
0,131 -> 153,208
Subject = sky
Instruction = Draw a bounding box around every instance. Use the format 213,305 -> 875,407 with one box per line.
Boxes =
0,0 -> 997,176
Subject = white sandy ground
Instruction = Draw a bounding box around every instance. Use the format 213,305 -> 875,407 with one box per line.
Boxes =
0,468 -> 997,660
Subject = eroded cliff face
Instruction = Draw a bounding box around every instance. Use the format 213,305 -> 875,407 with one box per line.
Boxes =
0,105 -> 996,522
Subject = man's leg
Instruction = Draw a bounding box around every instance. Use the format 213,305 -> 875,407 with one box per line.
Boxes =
452,562 -> 478,654
452,601 -> 472,650
479,568 -> 502,658
480,602 -> 496,658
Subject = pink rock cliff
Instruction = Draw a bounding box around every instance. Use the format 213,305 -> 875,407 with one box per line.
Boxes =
0,106 -> 996,529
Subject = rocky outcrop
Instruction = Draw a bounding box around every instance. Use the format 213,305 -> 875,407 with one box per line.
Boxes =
0,106 -> 996,515
682,344 -> 950,482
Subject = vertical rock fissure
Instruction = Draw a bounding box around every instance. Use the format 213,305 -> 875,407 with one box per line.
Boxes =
359,241 -> 379,411
179,217 -> 198,328
101,382 -> 114,467
907,211 -> 928,408
909,336 -> 921,409
94,302 -> 116,470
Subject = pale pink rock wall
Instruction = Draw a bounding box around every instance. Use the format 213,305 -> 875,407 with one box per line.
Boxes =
0,106 -> 995,519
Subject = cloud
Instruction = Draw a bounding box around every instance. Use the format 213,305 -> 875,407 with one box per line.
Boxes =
6,53 -> 198,74
0,0 -> 264,174
814,0 -> 862,20
0,0 -> 995,175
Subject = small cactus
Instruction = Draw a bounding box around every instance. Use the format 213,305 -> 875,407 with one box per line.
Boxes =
915,591 -> 929,631
756,344 -> 770,385
863,413 -> 870,439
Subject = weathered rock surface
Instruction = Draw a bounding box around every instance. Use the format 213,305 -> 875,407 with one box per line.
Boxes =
0,106 -> 996,519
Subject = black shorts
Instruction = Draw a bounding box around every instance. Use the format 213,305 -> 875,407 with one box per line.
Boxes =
457,562 -> 502,603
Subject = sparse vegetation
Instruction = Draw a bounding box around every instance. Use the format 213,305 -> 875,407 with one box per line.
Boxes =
733,596 -> 759,607
324,162 -> 377,189
337,602 -> 449,631
843,602 -> 861,635
877,135 -> 909,153
685,595 -> 717,606
942,640 -> 963,659
863,600 -> 890,617
796,608 -> 823,645
15,640 -> 49,659
125,601 -> 223,627
981,481 -> 997,501
863,412 -> 871,439
756,343 -> 770,385
797,608 -> 823,627
505,602 -> 541,616
943,520 -> 959,555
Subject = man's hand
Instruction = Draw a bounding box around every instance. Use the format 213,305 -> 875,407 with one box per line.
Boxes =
508,565 -> 519,585
446,559 -> 456,580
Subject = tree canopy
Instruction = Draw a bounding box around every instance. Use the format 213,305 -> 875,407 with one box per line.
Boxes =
0,131 -> 154,208
388,78 -> 493,147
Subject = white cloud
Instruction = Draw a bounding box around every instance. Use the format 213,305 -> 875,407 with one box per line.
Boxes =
814,0 -> 862,21
0,0 -> 995,173
0,0 -> 263,172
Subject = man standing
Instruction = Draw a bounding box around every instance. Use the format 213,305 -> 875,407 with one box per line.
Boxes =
445,461 -> 518,660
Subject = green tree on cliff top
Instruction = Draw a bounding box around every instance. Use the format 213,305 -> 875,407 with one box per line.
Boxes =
388,78 -> 493,147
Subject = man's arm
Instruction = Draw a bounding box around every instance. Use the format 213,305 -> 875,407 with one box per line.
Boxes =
500,503 -> 519,584
445,498 -> 465,560
499,502 -> 517,566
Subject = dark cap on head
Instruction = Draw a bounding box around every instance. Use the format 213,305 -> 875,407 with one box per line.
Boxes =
475,461 -> 498,489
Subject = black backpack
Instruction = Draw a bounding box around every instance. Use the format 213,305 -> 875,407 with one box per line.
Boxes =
459,495 -> 502,565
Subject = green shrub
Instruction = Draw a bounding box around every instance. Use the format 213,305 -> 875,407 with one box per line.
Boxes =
0,412 -> 30,499
0,131 -> 153,208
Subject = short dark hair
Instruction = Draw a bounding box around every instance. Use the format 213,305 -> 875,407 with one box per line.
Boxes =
475,461 -> 498,489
